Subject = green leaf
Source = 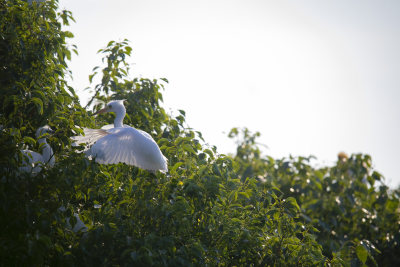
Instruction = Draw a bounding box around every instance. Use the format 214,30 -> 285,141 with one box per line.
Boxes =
89,73 -> 97,83
64,31 -> 74,38
107,40 -> 115,47
204,149 -> 214,158
30,97 -> 43,114
239,191 -> 250,199
171,162 -> 184,173
284,197 -> 300,213
183,144 -> 196,155
125,46 -> 132,55
23,136 -> 36,145
356,244 -> 368,264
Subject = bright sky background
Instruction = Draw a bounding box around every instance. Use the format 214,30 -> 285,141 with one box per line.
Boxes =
59,0 -> 400,188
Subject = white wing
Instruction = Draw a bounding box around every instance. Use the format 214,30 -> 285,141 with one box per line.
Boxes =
72,128 -> 108,148
87,127 -> 168,172
101,124 -> 114,130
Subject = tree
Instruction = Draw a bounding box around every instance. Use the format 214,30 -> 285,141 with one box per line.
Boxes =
229,127 -> 400,266
1,1 -> 399,266
0,0 -> 88,264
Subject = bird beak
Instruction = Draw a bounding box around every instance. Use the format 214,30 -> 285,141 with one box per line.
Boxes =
93,107 -> 108,116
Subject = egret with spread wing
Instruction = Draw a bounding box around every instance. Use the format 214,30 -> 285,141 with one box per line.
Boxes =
73,100 -> 168,173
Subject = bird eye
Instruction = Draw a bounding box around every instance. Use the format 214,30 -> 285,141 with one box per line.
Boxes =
108,104 -> 112,108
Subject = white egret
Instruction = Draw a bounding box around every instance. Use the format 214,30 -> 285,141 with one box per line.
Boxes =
73,100 -> 168,173
19,125 -> 55,174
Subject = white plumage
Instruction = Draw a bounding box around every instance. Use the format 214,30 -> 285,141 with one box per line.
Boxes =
19,125 -> 55,174
72,100 -> 168,173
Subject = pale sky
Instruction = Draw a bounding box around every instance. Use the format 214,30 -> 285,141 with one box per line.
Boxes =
59,0 -> 400,188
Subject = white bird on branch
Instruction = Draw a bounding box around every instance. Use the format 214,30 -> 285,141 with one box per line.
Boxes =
20,125 -> 55,174
72,100 -> 168,173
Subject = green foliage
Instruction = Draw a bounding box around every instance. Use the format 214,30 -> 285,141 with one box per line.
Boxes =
86,39 -> 168,137
0,0 -> 89,171
1,1 -> 399,266
231,128 -> 400,266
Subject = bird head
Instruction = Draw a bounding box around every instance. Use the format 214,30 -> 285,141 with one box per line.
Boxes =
94,100 -> 126,115
36,125 -> 54,139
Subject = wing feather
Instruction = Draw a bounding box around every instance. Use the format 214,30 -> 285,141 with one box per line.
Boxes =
87,127 -> 168,172
72,128 -> 109,149
101,124 -> 114,130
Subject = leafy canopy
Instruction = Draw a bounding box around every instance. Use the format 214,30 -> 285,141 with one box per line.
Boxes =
1,1 -> 399,266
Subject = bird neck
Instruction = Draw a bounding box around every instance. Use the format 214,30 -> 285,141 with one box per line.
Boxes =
114,107 -> 126,128
39,139 -> 55,167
